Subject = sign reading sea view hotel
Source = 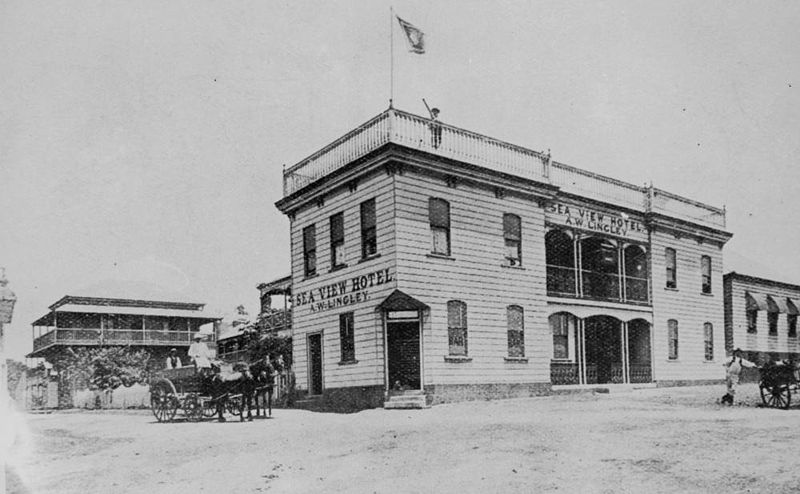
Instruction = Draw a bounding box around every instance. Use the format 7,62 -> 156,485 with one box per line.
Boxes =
546,202 -> 647,240
294,268 -> 393,313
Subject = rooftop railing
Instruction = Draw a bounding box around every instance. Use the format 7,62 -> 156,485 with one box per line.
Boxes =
283,108 -> 726,229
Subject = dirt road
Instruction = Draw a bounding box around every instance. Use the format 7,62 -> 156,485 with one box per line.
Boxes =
7,383 -> 798,493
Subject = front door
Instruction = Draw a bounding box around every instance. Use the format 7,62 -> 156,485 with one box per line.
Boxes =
387,320 -> 420,390
308,333 -> 323,395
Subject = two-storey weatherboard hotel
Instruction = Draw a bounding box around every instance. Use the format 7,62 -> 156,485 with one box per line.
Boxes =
275,108 -> 732,411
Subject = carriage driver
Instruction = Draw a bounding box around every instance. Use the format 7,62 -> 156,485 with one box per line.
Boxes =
722,348 -> 756,405
188,334 -> 213,369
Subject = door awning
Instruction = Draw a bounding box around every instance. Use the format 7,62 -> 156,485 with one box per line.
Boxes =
745,291 -> 770,311
376,290 -> 429,312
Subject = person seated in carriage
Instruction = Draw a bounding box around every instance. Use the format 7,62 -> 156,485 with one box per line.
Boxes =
722,348 -> 756,405
165,348 -> 183,369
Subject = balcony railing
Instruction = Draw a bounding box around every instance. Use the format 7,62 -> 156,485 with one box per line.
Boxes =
32,328 -> 206,352
283,108 -> 726,230
546,266 -> 650,305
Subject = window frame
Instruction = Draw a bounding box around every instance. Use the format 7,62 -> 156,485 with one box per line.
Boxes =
700,255 -> 712,294
550,313 -> 572,360
506,305 -> 525,358
768,311 -> 778,336
789,314 -> 798,338
447,300 -> 468,356
360,198 -> 377,259
302,224 -> 317,278
429,198 -> 451,256
330,212 -> 345,269
339,312 -> 355,363
703,322 -> 714,361
503,213 -> 522,266
665,248 -> 677,289
668,319 -> 679,360
747,309 -> 758,334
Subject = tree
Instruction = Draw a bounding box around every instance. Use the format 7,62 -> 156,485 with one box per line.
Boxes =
50,346 -> 153,394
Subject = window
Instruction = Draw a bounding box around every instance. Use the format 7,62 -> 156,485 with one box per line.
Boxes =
550,313 -> 574,360
665,248 -> 677,289
303,225 -> 317,277
668,319 -> 678,360
768,312 -> 778,336
330,212 -> 345,268
503,214 -> 522,266
360,199 -> 377,258
429,198 -> 450,256
789,314 -> 797,338
747,310 -> 758,334
447,300 -> 468,356
701,256 -> 712,294
703,322 -> 714,361
339,312 -> 355,362
546,229 -> 575,295
506,305 -> 525,357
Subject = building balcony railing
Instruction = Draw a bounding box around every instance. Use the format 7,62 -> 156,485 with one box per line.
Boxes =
32,328 -> 209,352
546,266 -> 650,305
282,108 -> 726,230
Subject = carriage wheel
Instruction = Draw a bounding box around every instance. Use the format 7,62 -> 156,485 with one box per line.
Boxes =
150,380 -> 178,422
760,383 -> 791,409
183,394 -> 204,421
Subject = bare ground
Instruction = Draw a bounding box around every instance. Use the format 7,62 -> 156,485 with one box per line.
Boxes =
6,383 -> 798,494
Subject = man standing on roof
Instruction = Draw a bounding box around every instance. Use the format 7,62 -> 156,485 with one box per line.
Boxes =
722,348 -> 756,405
188,334 -> 213,369
428,107 -> 441,149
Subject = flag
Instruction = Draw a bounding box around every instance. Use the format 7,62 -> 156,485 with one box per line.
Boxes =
396,16 -> 425,54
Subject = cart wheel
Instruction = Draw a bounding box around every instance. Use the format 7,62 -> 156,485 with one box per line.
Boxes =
760,383 -> 791,409
183,394 -> 204,421
150,380 -> 178,422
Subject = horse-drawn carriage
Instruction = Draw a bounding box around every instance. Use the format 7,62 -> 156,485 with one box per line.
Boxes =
149,360 -> 275,423
758,360 -> 800,409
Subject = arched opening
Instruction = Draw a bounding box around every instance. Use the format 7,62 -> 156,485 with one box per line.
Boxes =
545,229 -> 575,296
549,312 -> 579,385
627,318 -> 652,383
584,315 -> 623,384
581,237 -> 619,300
624,245 -> 649,302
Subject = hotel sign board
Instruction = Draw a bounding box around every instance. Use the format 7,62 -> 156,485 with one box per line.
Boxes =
294,268 -> 393,313
546,202 -> 648,241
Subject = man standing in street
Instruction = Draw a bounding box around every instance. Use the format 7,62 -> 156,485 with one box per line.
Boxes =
722,348 -> 756,405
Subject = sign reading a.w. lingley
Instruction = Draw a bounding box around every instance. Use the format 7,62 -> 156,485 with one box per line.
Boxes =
294,268 -> 393,313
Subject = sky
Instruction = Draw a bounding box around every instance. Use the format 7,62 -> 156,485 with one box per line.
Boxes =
2,1 -> 799,360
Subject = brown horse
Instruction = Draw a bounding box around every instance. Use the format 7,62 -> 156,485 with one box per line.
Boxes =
249,358 -> 275,418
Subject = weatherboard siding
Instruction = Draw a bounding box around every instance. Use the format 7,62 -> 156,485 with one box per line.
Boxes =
393,171 -> 551,386
649,229 -> 725,383
289,170 -> 397,392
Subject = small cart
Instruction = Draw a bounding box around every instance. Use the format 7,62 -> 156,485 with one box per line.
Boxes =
758,361 -> 800,409
149,366 -> 244,422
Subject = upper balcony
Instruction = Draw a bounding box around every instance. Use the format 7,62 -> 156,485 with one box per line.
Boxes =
31,328 -> 208,355
282,108 -> 726,230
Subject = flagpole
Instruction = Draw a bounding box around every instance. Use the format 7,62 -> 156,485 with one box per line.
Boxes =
389,6 -> 394,108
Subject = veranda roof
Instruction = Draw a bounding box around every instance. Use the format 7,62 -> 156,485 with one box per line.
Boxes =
32,304 -> 222,326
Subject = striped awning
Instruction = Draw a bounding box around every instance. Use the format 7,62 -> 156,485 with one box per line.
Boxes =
745,292 -> 770,311
787,298 -> 800,316
767,295 -> 791,314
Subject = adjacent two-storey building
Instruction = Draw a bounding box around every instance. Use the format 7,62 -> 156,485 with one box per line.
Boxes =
276,108 -> 732,410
